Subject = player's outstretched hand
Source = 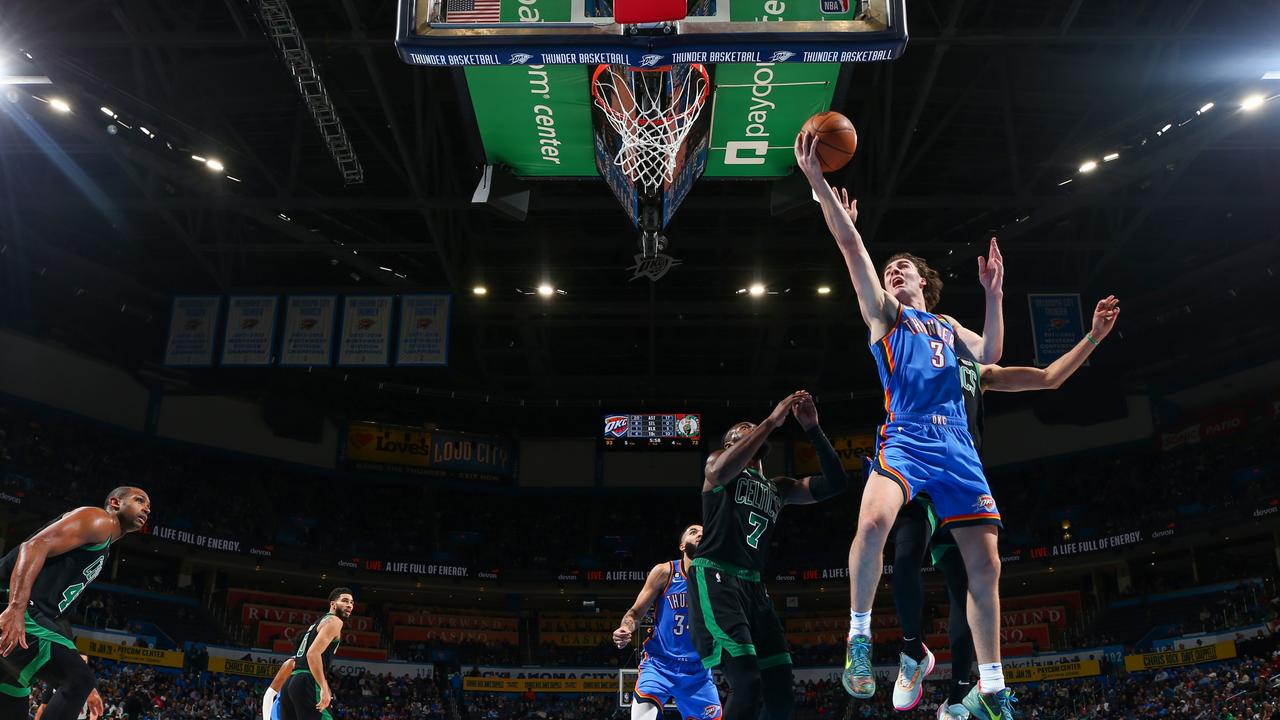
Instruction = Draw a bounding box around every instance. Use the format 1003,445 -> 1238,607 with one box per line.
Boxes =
978,237 -> 1004,296
86,689 -> 104,720
768,391 -> 810,428
793,132 -> 824,184
832,186 -> 858,225
612,626 -> 632,648
791,396 -> 819,430
1090,295 -> 1120,341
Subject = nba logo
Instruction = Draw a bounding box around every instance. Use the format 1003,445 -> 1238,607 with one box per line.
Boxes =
604,415 -> 629,438
821,0 -> 849,12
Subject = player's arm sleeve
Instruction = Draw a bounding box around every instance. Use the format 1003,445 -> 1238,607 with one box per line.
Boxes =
798,426 -> 852,502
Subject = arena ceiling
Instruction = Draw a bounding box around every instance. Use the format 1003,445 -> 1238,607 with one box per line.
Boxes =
1,0 -> 1277,429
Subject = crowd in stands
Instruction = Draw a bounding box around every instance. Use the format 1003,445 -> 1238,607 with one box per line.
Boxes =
1,399 -> 1276,578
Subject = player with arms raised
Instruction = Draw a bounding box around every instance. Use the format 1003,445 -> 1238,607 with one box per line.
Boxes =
795,131 -> 1018,720
688,391 -> 853,720
612,524 -> 720,720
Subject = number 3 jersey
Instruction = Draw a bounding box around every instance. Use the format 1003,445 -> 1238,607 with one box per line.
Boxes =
643,560 -> 698,662
0,513 -> 111,630
871,304 -> 968,421
695,467 -> 784,575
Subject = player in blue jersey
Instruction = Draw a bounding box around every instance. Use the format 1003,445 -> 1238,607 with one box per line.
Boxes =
263,658 -> 296,720
613,525 -> 721,720
796,132 -> 1017,720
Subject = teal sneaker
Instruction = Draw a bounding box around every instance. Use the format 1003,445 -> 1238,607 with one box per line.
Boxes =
961,686 -> 1017,720
841,634 -> 875,698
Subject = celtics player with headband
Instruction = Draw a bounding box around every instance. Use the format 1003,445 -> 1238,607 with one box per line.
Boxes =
689,390 -> 853,720
0,486 -> 151,720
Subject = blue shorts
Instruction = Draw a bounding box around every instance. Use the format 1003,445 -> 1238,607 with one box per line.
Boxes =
271,695 -> 281,720
635,653 -> 722,720
870,414 -> 1002,530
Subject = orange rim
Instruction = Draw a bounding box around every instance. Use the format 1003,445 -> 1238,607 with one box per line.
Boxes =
591,63 -> 710,128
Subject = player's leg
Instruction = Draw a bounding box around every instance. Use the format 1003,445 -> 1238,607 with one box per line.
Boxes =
937,546 -> 975,718
688,564 -> 759,720
844,470 -> 907,698
27,642 -> 96,720
632,656 -> 672,720
889,501 -> 936,712
950,525 -> 1015,719
718,655 -> 763,720
0,691 -> 26,720
670,665 -> 721,720
749,583 -> 793,720
283,674 -> 325,720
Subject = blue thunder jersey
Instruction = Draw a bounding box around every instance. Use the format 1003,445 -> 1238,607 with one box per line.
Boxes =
871,304 -> 966,421
643,561 -> 698,662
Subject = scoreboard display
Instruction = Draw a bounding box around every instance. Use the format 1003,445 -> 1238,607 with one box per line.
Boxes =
602,413 -> 701,449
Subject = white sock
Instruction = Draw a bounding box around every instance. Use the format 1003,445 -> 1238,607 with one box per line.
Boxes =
978,663 -> 1005,693
849,609 -> 871,638
631,699 -> 661,720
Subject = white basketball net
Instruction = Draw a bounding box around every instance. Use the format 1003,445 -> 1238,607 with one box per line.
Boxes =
592,64 -> 709,192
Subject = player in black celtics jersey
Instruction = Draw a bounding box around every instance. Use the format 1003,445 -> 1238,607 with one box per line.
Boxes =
689,391 -> 853,720
279,588 -> 354,720
889,296 -> 1119,719
0,486 -> 150,720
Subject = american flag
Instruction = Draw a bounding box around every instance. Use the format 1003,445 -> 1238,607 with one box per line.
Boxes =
446,0 -> 501,23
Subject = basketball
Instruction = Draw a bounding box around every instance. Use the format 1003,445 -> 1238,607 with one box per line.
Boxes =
802,111 -> 858,172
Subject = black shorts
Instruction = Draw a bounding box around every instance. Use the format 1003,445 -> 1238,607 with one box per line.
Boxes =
0,612 -> 80,698
279,672 -> 333,720
687,558 -> 790,670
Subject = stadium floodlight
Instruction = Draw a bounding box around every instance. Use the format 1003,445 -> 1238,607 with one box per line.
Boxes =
48,98 -> 71,113
1197,102 -> 1214,114
817,286 -> 831,295
1262,71 -> 1280,80
749,284 -> 765,296
1078,161 -> 1098,173
100,106 -> 116,117
1103,153 -> 1119,162
537,284 -> 554,297
472,286 -> 488,296
205,158 -> 225,172
1240,94 -> 1265,111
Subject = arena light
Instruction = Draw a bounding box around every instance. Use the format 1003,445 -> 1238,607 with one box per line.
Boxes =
1197,102 -> 1214,114
817,286 -> 831,295
225,175 -> 242,183
48,98 -> 71,113
1262,71 -> 1280,80
748,284 -> 765,296
205,158 -> 225,172
537,284 -> 554,297
100,106 -> 116,118
472,286 -> 488,296
378,266 -> 393,272
1057,178 -> 1073,186
1078,160 -> 1097,173
1240,94 -> 1266,111
1103,153 -> 1119,162
191,154 -> 207,163
1159,123 -> 1172,134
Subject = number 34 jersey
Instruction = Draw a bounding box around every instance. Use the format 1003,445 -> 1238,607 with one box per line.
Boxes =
644,561 -> 698,662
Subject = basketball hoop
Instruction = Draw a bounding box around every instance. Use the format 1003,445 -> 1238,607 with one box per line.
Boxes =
591,63 -> 710,192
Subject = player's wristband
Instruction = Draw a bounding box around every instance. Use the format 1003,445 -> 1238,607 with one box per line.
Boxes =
1085,333 -> 1100,347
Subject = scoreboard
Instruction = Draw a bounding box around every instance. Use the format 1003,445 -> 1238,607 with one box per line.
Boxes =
602,413 -> 701,449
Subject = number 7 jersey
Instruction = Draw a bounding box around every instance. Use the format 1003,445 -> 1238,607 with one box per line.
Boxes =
871,304 -> 968,421
644,560 -> 698,662
695,467 -> 784,576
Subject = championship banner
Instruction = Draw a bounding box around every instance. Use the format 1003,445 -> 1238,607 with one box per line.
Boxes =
792,434 -> 875,475
1123,640 -> 1237,672
280,295 -> 337,366
390,611 -> 517,631
344,422 -> 517,482
338,296 -> 393,366
1027,293 -> 1085,367
396,294 -> 452,366
464,677 -> 615,693
76,638 -> 184,669
257,620 -> 382,648
392,626 -> 519,645
221,295 -> 279,366
208,656 -> 281,679
163,295 -> 220,367
1005,659 -> 1101,684
242,603 -> 374,633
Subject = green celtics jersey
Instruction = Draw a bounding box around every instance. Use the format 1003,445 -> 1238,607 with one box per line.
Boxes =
293,612 -> 341,676
0,514 -> 111,626
696,467 -> 785,575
